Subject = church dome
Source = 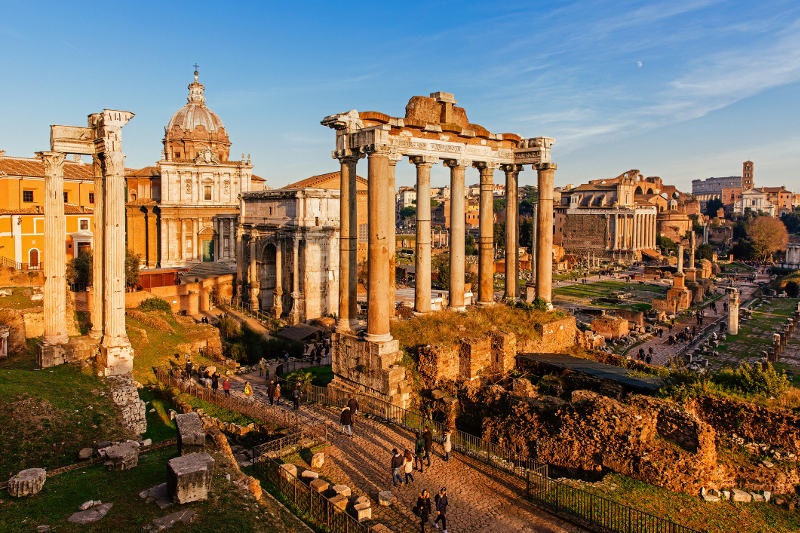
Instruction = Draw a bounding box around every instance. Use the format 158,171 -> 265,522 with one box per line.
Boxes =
163,69 -> 231,163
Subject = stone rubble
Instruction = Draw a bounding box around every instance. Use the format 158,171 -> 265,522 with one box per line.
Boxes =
7,468 -> 47,497
68,502 -> 113,524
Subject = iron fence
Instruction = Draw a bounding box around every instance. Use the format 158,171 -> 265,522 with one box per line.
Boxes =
250,431 -> 370,533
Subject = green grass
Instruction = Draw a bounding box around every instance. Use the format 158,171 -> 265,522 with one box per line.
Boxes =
0,286 -> 42,309
0,446 -> 291,532
716,298 -> 800,361
564,472 -> 800,533
138,387 -> 177,443
0,350 -> 132,481
177,394 -> 261,427
303,365 -> 334,386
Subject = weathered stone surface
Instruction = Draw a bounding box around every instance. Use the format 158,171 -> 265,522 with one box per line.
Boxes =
175,412 -> 205,455
145,509 -> 197,532
167,452 -> 214,504
330,493 -> 348,511
68,503 -> 113,524
378,490 -> 396,506
352,495 -> 370,507
310,452 -> 325,469
331,484 -> 351,497
280,463 -> 297,481
103,440 -> 140,470
370,524 -> 394,533
353,502 -> 372,521
78,447 -> 93,460
106,375 -> 147,435
751,492 -> 765,502
140,482 -> 173,509
763,490 -> 771,503
309,478 -> 329,493
301,470 -> 319,480
731,488 -> 752,502
8,468 -> 47,497
79,500 -> 102,511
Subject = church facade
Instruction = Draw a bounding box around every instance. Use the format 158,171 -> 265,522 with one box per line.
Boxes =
126,70 -> 264,269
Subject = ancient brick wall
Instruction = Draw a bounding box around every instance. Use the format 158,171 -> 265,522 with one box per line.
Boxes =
562,213 -> 608,254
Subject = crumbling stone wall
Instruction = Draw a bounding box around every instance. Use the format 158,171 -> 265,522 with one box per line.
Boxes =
106,375 -> 147,435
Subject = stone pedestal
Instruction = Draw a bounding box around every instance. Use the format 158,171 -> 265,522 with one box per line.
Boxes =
175,412 -> 206,455
331,332 -> 410,407
103,441 -> 140,471
168,453 -> 215,504
98,341 -> 134,377
38,342 -> 69,369
7,468 -> 47,497
0,324 -> 9,359
727,287 -> 740,335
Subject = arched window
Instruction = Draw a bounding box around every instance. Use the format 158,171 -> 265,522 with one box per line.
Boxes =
29,248 -> 40,268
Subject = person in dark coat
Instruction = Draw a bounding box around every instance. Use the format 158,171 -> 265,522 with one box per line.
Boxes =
211,372 -> 219,394
422,427 -> 433,467
347,395 -> 359,417
340,405 -> 353,436
415,489 -> 432,532
267,380 -> 276,406
391,448 -> 404,487
292,384 -> 302,410
414,431 -> 426,472
434,487 -> 449,532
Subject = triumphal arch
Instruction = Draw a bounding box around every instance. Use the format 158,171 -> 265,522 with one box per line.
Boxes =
323,92 -> 555,406
39,109 -> 135,376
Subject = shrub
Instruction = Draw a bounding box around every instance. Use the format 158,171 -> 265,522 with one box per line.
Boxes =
784,281 -> 799,298
138,297 -> 172,313
712,363 -> 790,398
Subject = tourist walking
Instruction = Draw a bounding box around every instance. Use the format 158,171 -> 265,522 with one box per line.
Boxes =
442,431 -> 452,462
292,383 -> 302,410
222,377 -> 231,397
414,431 -> 426,472
433,487 -> 448,532
403,449 -> 415,485
258,357 -> 266,377
267,380 -> 276,405
391,448 -> 404,487
243,381 -> 253,399
422,427 -> 433,467
340,404 -> 353,436
347,395 -> 359,418
273,382 -> 281,405
211,372 -> 219,394
415,489 -> 432,532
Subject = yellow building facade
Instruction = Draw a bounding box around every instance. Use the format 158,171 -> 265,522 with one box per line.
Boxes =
0,153 -> 95,269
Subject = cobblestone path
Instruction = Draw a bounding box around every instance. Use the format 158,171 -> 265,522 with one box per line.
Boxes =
230,375 -> 584,533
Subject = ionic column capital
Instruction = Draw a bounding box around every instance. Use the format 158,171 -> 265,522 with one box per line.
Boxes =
387,149 -> 404,166
473,161 -> 499,172
410,155 -> 438,168
444,158 -> 471,169
535,162 -> 558,171
500,163 -> 523,174
333,149 -> 365,163
36,151 -> 66,175
363,143 -> 391,156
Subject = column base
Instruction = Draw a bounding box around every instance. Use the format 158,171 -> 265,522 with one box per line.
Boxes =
477,300 -> 495,307
365,332 -> 393,343
98,338 -> 134,376
38,342 -> 69,369
449,306 -> 467,313
43,334 -> 69,346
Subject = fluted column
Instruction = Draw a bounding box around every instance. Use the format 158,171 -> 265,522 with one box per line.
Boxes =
412,156 -> 436,313
192,219 -> 199,262
365,145 -> 392,340
290,237 -> 301,323
273,240 -> 283,317
501,165 -> 521,299
446,159 -> 468,311
335,152 -> 360,331
90,151 -> 104,340
235,225 -> 244,302
38,151 -> 68,345
475,161 -> 497,305
535,163 -> 556,304
388,151 -> 402,317
249,235 -> 260,311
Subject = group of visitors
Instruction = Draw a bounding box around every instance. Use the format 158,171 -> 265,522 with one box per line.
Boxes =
339,395 -> 359,436
414,487 -> 449,532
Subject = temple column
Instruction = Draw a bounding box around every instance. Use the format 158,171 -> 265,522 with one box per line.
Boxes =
677,244 -> 684,273
38,151 -> 68,346
98,110 -> 135,375
446,159 -> 469,311
235,226 -> 245,302
727,287 -> 739,335
249,235 -> 260,311
475,161 -> 497,305
336,152 -> 360,331
412,156 -> 436,313
388,151 -> 402,317
535,163 -> 556,304
366,145 -> 392,340
192,219 -> 199,262
90,150 -> 104,340
178,219 -> 185,262
273,240 -> 283,317
501,164 -> 521,299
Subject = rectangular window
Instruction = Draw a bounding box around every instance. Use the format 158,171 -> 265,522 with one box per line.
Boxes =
204,185 -> 212,201
23,190 -> 34,202
88,192 -> 95,204
79,219 -> 89,231
63,192 -> 69,203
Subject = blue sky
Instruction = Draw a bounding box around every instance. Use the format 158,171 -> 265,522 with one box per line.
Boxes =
2,0 -> 799,191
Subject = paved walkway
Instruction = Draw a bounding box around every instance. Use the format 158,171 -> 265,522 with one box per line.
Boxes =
227,373 -> 584,533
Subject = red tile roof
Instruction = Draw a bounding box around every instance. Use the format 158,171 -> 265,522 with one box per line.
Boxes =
282,171 -> 367,190
0,156 -> 94,180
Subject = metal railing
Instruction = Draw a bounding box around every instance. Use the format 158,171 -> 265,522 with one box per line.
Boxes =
156,367 -> 700,533
250,431 -> 370,533
0,256 -> 41,270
